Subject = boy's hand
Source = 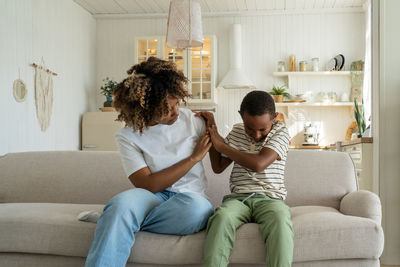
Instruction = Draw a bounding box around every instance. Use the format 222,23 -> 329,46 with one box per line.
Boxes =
191,133 -> 212,162
194,111 -> 216,128
208,125 -> 225,152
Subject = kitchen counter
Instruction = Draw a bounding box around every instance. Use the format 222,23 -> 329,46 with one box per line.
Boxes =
340,137 -> 373,147
338,137 -> 374,192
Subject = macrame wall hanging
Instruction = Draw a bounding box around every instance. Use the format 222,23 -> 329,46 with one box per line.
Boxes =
30,58 -> 58,132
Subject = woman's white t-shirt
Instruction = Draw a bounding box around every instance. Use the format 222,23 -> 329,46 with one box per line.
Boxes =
115,108 -> 207,196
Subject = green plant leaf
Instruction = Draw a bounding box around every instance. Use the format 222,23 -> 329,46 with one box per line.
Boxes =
100,77 -> 118,98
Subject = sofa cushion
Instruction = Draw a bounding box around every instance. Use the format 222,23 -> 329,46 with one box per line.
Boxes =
1,150 -> 358,210
284,150 -> 357,209
0,151 -> 131,204
291,206 -> 384,262
0,203 -> 383,264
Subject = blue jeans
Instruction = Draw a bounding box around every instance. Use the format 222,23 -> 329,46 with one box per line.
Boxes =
85,188 -> 213,267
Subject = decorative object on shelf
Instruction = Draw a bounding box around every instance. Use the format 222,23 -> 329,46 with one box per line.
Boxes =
350,61 -> 364,102
269,85 -> 291,103
341,92 -> 350,102
351,60 -> 364,71
277,61 -> 285,72
328,92 -> 337,103
311,57 -> 319,71
166,0 -> 203,49
31,58 -> 55,132
275,112 -> 286,124
299,61 -> 307,72
326,57 -> 337,71
334,54 -> 345,70
346,121 -> 358,140
316,92 -> 329,104
326,54 -> 345,71
354,99 -> 366,137
294,94 -> 305,101
289,55 -> 296,71
100,77 -> 118,107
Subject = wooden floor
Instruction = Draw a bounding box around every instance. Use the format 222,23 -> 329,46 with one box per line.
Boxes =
381,265 -> 400,267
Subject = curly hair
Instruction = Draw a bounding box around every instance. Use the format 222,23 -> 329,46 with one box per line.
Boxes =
112,57 -> 189,133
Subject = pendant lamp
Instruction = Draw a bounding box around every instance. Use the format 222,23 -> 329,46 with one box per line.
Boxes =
166,0 -> 203,49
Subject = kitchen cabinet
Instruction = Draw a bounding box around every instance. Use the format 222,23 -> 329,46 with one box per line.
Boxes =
339,138 -> 373,192
82,112 -> 124,151
135,36 -> 217,105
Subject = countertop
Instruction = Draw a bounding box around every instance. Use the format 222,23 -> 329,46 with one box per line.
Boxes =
340,137 -> 373,147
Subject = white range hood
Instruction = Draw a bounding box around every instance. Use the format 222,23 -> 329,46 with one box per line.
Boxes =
218,24 -> 256,89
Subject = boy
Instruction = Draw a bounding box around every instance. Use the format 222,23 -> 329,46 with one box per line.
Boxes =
200,90 -> 293,267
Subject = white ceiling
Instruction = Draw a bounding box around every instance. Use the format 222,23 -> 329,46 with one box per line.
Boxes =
73,0 -> 366,16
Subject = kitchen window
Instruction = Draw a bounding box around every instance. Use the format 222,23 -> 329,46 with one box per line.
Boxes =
135,36 -> 217,105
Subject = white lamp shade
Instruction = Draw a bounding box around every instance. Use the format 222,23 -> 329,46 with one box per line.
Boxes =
166,0 -> 203,49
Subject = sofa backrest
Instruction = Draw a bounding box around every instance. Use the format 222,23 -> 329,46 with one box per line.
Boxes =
285,150 -> 357,209
204,150 -> 358,210
0,151 -> 131,204
0,150 -> 357,209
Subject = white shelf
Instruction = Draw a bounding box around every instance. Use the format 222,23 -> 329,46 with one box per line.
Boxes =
273,71 -> 354,77
276,102 -> 354,107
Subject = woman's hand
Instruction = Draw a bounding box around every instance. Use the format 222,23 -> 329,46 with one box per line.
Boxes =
208,125 -> 225,152
194,111 -> 216,128
190,133 -> 212,162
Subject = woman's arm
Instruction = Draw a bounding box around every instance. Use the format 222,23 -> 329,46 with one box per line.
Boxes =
129,133 -> 212,193
194,111 -> 233,173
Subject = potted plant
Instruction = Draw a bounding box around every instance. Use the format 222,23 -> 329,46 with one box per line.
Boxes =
354,99 -> 366,137
269,85 -> 291,103
100,77 -> 118,107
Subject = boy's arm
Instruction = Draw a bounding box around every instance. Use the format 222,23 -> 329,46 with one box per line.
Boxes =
209,125 -> 279,173
209,146 -> 233,174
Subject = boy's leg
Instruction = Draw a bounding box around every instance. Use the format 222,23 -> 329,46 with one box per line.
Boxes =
141,192 -> 214,235
252,197 -> 294,267
85,188 -> 162,267
203,196 -> 251,267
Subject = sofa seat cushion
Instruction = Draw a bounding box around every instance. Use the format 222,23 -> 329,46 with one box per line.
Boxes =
0,203 -> 102,257
291,206 -> 384,262
1,203 -> 384,265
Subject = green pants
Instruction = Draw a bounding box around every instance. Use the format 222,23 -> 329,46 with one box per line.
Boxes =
203,194 -> 294,267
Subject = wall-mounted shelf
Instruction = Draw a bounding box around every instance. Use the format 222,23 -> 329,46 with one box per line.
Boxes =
276,101 -> 354,107
272,71 -> 357,77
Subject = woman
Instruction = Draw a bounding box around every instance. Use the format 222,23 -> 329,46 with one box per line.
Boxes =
85,57 -> 213,267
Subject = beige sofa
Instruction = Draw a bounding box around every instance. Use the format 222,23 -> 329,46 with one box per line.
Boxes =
0,150 -> 383,267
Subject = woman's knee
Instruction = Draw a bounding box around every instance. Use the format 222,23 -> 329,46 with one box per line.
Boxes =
178,193 -> 214,219
105,188 -> 158,214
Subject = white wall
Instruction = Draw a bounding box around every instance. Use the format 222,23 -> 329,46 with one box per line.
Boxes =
0,0 -> 96,156
96,11 -> 365,145
379,0 -> 400,263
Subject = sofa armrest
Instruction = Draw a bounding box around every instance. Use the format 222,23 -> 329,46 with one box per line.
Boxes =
340,190 -> 382,224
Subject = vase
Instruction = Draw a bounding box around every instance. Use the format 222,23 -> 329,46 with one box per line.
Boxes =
103,96 -> 113,107
273,95 -> 284,103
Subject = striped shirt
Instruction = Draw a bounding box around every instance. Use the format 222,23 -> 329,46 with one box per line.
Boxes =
224,120 -> 290,200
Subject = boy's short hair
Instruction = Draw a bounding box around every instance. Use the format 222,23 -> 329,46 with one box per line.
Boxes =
239,90 -> 276,118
